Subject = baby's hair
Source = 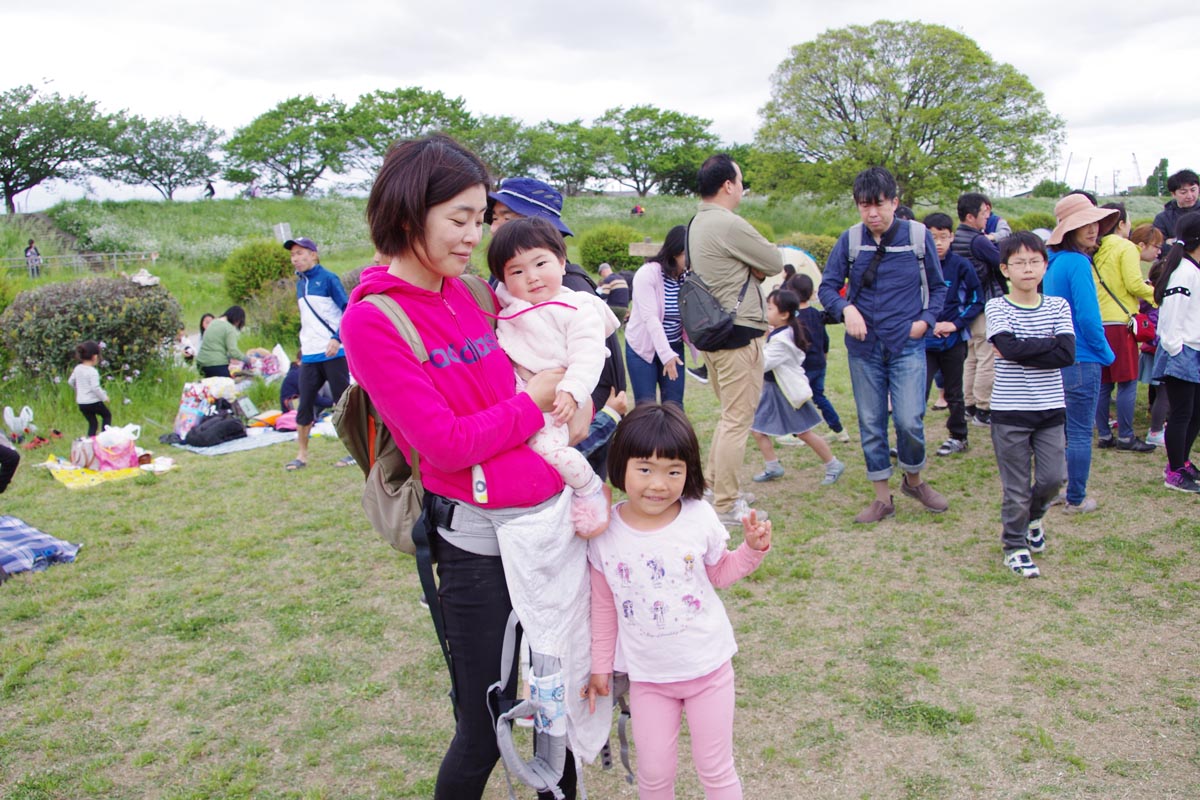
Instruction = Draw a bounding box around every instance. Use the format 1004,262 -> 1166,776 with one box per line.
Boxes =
786,272 -> 814,303
75,341 -> 101,362
999,231 -> 1048,264
487,216 -> 567,282
767,289 -> 810,351
607,403 -> 705,501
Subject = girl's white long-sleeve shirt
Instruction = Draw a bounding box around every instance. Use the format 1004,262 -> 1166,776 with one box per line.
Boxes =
68,364 -> 108,404
1157,257 -> 1200,357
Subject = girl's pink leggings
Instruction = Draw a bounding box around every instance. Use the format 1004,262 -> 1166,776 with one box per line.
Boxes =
629,660 -> 742,799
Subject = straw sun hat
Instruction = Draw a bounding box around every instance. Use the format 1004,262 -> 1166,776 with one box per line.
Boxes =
1046,194 -> 1119,246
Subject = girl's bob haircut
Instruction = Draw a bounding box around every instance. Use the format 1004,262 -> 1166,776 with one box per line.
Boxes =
607,403 -> 705,501
487,216 -> 567,282
367,134 -> 490,259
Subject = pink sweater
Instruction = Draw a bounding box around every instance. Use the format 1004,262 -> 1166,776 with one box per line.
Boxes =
339,266 -> 564,508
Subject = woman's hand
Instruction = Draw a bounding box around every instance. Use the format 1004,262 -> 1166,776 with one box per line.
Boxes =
522,369 -> 567,412
552,390 -> 578,426
586,673 -> 611,713
663,356 -> 683,381
742,510 -> 772,551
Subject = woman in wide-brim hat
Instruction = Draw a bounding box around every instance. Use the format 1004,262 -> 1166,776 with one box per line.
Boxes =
1041,193 -> 1120,513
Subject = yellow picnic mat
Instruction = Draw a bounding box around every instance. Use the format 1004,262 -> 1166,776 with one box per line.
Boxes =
37,456 -> 145,489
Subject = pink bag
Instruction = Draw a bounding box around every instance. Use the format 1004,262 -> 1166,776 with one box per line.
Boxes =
274,410 -> 298,431
94,439 -> 138,471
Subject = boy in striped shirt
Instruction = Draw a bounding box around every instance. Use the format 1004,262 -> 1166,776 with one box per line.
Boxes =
986,232 -> 1076,578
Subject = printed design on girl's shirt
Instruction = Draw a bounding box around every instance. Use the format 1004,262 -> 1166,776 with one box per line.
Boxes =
622,600 -> 634,619
617,562 -> 631,587
681,594 -> 702,616
682,552 -> 696,580
652,600 -> 668,628
646,556 -> 665,587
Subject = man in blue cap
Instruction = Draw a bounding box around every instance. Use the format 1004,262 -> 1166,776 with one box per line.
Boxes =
487,178 -> 627,479
283,236 -> 350,471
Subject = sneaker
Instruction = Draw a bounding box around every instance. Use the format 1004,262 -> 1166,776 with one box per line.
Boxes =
1114,436 -> 1155,453
854,496 -> 895,524
686,365 -> 709,384
889,447 -> 898,459
821,458 -> 845,485
1146,429 -> 1166,447
703,487 -> 756,505
900,479 -> 949,513
716,498 -> 769,527
1097,436 -> 1116,449
1063,497 -> 1098,514
1048,490 -> 1067,507
965,405 -> 978,422
970,409 -> 991,426
1182,461 -> 1200,482
1004,548 -> 1041,578
1163,468 -> 1200,493
936,438 -> 968,457
752,464 -> 785,482
826,428 -> 851,443
1026,517 -> 1046,553
774,434 -> 806,447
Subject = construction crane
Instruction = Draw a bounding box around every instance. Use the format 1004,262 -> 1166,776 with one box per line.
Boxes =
1132,153 -> 1144,186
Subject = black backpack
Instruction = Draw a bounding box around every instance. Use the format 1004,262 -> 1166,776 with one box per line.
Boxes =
184,413 -> 247,447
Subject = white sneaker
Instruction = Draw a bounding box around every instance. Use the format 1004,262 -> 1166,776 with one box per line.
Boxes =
1146,429 -> 1165,447
775,434 -> 806,447
716,497 -> 768,527
704,487 -> 755,505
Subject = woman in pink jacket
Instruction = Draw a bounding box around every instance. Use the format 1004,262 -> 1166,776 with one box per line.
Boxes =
338,135 -> 582,800
625,225 -> 689,406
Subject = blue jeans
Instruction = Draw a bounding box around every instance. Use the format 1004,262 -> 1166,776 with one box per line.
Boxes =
847,337 -> 928,480
1062,362 -> 1101,505
806,367 -> 844,433
625,340 -> 685,407
1095,379 -> 1137,441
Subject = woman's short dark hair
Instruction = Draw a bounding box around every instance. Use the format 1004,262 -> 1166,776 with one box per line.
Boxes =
649,225 -> 688,277
697,154 -> 736,198
998,231 -> 1048,264
607,403 -> 705,501
367,134 -> 490,259
224,305 -> 246,329
486,217 -> 567,282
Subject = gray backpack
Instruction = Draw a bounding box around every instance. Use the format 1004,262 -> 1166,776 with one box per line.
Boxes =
845,219 -> 932,309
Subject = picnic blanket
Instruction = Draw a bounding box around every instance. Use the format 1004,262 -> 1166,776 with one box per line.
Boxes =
172,429 -> 297,456
0,515 -> 81,576
38,456 -> 144,489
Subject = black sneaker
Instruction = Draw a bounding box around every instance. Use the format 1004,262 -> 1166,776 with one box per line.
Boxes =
970,409 -> 991,426
1097,436 -> 1116,449
936,438 -> 968,457
1114,436 -> 1155,453
687,365 -> 709,384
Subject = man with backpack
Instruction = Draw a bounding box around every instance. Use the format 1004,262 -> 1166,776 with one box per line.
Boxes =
688,153 -> 782,526
284,237 -> 350,471
819,167 -> 948,524
953,192 -> 1008,426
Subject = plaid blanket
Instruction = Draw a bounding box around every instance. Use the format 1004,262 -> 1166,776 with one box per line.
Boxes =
0,516 -> 82,576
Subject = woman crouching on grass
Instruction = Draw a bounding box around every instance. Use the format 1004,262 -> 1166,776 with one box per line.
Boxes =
338,135 -> 592,799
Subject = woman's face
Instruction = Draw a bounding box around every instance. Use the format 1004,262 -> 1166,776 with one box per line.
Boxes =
410,185 -> 488,282
1072,222 -> 1100,251
1138,241 -> 1162,263
671,252 -> 687,275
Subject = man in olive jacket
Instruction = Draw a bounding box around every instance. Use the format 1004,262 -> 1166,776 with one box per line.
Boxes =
689,154 -> 782,526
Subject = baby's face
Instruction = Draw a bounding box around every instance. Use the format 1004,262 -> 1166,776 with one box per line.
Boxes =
502,247 -> 566,304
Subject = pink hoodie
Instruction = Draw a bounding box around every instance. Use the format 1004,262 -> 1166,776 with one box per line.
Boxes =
340,266 -> 563,508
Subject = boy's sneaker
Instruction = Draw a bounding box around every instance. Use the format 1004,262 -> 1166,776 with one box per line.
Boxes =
1097,436 -> 1116,449
1064,496 -> 1098,514
1146,429 -> 1166,447
716,497 -> 769,527
820,458 -> 846,486
1163,467 -> 1200,494
1115,436 -> 1155,452
774,434 -> 806,447
900,479 -> 949,512
1004,548 -> 1041,578
703,487 -> 755,505
970,408 -> 991,426
854,496 -> 895,524
936,438 -> 968,457
752,464 -> 785,482
1025,517 -> 1046,553
686,365 -> 709,384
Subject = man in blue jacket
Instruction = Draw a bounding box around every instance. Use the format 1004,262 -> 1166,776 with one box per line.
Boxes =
819,167 -> 949,524
284,237 -> 350,470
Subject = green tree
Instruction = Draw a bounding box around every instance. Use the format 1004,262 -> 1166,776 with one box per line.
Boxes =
345,87 -> 474,176
0,84 -> 110,214
457,115 -> 534,184
757,21 -> 1064,206
1138,157 -> 1169,197
1030,178 -> 1071,198
223,95 -> 349,197
94,114 -> 222,200
595,105 -> 720,197
525,120 -> 612,196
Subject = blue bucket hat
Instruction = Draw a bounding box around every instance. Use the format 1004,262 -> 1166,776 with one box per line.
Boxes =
488,178 -> 573,236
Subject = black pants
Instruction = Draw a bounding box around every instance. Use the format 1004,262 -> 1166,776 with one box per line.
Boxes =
0,444 -> 19,494
432,533 -> 577,800
1164,377 -> 1200,470
200,364 -> 230,378
78,402 -> 112,438
925,339 -> 968,441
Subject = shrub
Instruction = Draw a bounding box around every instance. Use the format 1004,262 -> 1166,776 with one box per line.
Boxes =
0,277 -> 183,377
745,219 -> 776,243
778,233 -> 838,267
1011,212 -> 1057,232
246,277 -> 301,347
224,239 -> 293,304
1031,179 -> 1071,199
578,224 -> 642,272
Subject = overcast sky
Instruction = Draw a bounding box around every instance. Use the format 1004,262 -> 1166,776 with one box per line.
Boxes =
5,0 -> 1197,210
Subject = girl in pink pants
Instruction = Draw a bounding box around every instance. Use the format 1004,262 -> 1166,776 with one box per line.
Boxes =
586,403 -> 771,798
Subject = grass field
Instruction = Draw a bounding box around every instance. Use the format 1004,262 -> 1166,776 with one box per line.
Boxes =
1,330 -> 1196,799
